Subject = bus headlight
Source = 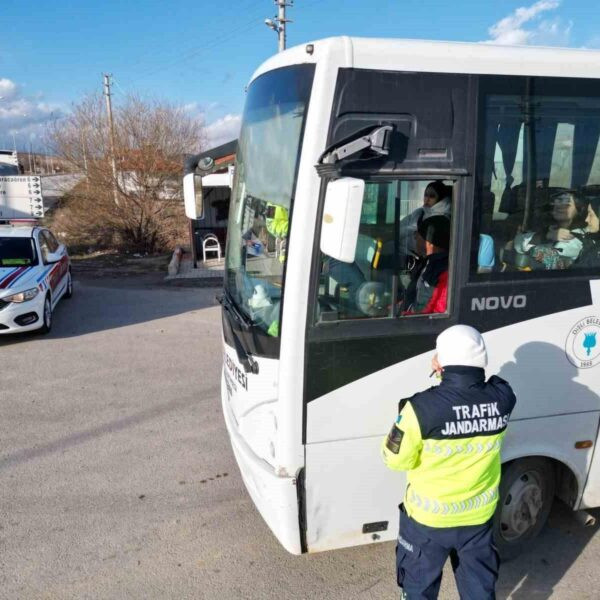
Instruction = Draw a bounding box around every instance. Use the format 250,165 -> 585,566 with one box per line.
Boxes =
3,288 -> 40,303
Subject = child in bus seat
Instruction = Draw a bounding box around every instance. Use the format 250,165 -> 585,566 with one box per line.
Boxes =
513,190 -> 588,270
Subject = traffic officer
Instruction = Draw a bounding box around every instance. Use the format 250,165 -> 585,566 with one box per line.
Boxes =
382,324 -> 516,599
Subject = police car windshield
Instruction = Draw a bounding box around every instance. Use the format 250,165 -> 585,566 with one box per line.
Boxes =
225,64 -> 314,337
0,237 -> 37,267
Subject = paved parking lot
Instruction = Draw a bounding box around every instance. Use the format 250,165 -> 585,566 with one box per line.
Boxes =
1,274 -> 600,599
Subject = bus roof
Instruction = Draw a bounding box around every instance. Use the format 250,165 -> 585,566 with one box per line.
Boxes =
250,36 -> 600,84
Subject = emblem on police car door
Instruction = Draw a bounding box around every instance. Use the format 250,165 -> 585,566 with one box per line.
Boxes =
565,317 -> 600,369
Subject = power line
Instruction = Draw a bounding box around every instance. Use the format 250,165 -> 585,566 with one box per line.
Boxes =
127,5 -> 268,85
112,77 -> 128,97
122,0 -> 265,76
118,1 -> 322,89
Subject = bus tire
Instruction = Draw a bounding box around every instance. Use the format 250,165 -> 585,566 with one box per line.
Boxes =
493,457 -> 555,561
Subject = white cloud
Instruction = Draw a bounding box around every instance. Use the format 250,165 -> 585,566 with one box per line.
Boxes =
182,101 -> 200,113
0,78 -> 64,150
205,113 -> 241,149
486,0 -> 572,46
0,78 -> 18,100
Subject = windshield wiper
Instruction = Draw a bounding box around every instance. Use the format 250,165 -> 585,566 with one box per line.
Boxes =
218,290 -> 252,331
217,292 -> 259,375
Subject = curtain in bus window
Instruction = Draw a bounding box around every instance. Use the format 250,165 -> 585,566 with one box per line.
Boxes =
523,121 -> 558,184
572,118 -> 600,188
497,119 -> 521,213
482,120 -> 498,190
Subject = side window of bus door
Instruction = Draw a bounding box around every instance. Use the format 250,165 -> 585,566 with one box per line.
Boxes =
316,179 -> 453,322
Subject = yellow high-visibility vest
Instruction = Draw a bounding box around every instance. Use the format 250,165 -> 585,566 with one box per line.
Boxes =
382,402 -> 506,527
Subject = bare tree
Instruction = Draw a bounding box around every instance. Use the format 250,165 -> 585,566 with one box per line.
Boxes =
47,94 -> 205,253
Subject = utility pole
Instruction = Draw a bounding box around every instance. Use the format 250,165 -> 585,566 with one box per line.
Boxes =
265,0 -> 292,52
30,142 -> 37,173
103,73 -> 120,205
277,0 -> 287,52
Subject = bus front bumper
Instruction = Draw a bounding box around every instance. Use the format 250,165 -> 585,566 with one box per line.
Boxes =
221,370 -> 303,554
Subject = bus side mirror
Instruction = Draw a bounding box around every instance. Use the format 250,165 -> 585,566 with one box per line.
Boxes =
183,173 -> 205,220
320,177 -> 365,263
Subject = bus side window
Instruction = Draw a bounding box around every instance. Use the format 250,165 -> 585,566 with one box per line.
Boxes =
472,77 -> 600,277
316,179 -> 454,322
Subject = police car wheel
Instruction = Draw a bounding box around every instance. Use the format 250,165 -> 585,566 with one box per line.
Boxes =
64,270 -> 73,299
493,458 -> 555,561
39,295 -> 52,334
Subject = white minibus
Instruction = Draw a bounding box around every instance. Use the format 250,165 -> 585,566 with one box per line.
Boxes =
186,37 -> 600,557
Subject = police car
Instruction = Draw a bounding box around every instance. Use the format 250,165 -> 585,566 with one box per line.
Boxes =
0,223 -> 72,334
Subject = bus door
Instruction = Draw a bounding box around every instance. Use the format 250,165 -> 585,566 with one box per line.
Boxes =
302,176 -> 469,552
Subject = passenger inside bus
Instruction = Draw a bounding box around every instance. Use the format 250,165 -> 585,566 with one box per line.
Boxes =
579,197 -> 600,267
399,180 -> 452,257
402,215 -> 450,314
512,190 -> 588,270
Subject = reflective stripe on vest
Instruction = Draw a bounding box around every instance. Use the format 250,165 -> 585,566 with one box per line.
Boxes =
422,439 -> 501,457
408,487 -> 499,515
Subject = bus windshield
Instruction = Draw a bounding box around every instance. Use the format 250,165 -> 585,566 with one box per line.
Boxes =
225,64 -> 314,337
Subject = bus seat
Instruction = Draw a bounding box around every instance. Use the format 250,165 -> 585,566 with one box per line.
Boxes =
477,233 -> 496,274
355,234 -> 382,278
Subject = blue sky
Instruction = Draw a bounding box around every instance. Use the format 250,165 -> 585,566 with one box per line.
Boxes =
1,0 -> 598,151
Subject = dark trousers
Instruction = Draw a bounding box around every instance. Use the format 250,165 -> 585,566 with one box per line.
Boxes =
396,505 -> 499,600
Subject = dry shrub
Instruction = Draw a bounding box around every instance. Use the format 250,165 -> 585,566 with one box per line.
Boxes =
46,94 -> 205,253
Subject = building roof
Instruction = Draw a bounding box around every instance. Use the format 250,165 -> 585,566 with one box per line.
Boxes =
196,140 -> 237,162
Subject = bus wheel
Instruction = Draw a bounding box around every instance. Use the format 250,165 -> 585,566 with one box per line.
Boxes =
493,458 -> 555,561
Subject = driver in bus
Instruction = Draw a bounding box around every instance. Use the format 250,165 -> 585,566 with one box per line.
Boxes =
402,216 -> 450,315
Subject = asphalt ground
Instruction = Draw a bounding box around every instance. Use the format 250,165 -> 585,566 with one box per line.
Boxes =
1,274 -> 600,599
